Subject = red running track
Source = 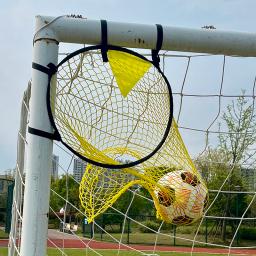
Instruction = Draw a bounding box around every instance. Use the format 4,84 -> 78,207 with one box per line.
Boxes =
1,239 -> 256,255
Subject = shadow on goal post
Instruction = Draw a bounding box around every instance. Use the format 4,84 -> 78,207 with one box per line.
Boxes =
8,15 -> 256,256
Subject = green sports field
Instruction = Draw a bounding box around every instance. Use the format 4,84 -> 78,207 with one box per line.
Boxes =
0,248 -> 239,256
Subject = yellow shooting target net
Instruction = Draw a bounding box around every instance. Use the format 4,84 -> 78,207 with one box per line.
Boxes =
48,45 -> 208,225
48,46 -> 173,169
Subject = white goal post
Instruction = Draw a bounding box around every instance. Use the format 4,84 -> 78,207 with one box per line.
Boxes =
18,15 -> 256,256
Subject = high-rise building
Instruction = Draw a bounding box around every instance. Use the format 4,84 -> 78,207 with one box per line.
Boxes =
51,155 -> 59,180
0,175 -> 13,193
73,158 -> 87,182
241,168 -> 256,190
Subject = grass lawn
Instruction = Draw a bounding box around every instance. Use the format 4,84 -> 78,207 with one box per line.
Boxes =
0,230 -> 9,239
92,232 -> 205,247
0,248 -> 236,256
87,231 -> 256,248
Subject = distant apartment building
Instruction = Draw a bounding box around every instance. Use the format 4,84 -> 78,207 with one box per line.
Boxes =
73,158 -> 87,182
51,155 -> 59,180
241,168 -> 256,191
0,175 -> 14,214
0,175 -> 13,194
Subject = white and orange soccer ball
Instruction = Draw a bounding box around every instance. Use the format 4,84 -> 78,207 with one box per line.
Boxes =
154,170 -> 208,225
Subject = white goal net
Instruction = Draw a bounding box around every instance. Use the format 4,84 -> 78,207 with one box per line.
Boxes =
7,16 -> 256,256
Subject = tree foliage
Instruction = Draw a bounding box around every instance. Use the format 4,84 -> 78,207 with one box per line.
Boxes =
196,94 -> 256,240
196,148 -> 248,215
100,187 -> 154,226
50,175 -> 80,213
218,94 -> 256,164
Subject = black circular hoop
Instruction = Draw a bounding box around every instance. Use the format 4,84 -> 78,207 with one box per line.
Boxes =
47,45 -> 173,169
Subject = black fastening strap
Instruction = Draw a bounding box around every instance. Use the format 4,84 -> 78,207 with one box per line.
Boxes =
32,62 -> 57,75
152,24 -> 163,67
101,20 -> 108,62
28,126 -> 61,141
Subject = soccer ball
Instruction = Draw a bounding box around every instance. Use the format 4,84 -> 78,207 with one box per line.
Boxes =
154,170 -> 208,225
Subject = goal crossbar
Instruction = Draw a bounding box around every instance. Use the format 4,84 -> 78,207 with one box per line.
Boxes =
36,15 -> 256,56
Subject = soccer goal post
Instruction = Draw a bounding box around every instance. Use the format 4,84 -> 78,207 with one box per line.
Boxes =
17,15 -> 256,256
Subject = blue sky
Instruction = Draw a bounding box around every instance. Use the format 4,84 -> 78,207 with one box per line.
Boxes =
1,0 -> 256,173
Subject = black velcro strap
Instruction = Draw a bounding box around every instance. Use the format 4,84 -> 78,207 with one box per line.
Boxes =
32,62 -> 57,75
28,126 -> 61,141
152,24 -> 163,67
101,20 -> 108,62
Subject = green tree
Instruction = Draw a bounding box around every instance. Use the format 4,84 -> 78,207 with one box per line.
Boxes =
100,187 -> 154,229
218,94 -> 256,164
50,175 -> 80,213
114,187 -> 154,217
197,148 -> 248,240
197,94 -> 256,241
218,95 -> 256,240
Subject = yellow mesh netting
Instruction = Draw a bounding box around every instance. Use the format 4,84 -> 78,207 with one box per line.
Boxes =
50,48 -> 171,167
79,119 -> 208,225
50,47 -> 208,225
